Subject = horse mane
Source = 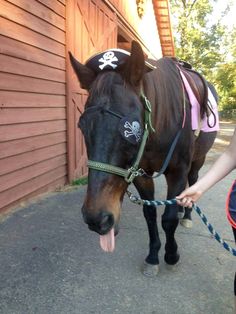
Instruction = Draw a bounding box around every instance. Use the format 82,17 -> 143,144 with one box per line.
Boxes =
143,57 -> 185,132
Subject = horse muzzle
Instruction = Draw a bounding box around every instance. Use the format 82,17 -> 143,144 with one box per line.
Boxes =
82,207 -> 120,252
82,207 -> 115,235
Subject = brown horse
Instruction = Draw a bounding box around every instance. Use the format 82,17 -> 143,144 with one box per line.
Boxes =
69,41 -> 217,275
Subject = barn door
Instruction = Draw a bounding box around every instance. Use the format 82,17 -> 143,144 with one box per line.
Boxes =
66,0 -> 117,181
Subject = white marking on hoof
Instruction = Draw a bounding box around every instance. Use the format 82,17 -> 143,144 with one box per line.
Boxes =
178,207 -> 185,219
165,260 -> 181,271
142,262 -> 159,277
177,211 -> 185,219
180,218 -> 193,229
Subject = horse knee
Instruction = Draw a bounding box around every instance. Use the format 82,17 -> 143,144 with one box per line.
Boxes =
161,210 -> 179,233
162,218 -> 178,233
143,205 -> 156,221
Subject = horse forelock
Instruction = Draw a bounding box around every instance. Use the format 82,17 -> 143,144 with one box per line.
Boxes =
143,57 -> 184,132
88,71 -> 124,106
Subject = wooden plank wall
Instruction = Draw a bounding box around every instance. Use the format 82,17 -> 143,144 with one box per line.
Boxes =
108,0 -> 162,59
66,0 -> 117,181
0,0 -> 67,212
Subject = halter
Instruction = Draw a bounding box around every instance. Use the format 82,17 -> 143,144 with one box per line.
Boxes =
87,93 -> 155,183
87,87 -> 186,184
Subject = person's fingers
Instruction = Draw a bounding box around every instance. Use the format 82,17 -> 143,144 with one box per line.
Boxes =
176,196 -> 194,208
184,198 -> 193,208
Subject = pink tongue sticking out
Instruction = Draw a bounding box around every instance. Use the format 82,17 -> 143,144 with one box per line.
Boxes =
100,227 -> 115,252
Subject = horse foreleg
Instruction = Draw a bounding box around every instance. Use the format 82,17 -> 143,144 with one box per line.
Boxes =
162,171 -> 188,267
134,177 -> 161,276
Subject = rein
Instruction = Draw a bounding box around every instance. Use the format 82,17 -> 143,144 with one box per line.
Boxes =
127,191 -> 236,257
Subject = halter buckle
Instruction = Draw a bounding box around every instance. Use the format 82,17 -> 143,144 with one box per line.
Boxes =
125,167 -> 145,183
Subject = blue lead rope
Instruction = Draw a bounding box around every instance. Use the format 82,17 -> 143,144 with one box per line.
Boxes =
127,191 -> 236,257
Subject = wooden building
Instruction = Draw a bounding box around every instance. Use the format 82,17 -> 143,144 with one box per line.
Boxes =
0,0 -> 175,213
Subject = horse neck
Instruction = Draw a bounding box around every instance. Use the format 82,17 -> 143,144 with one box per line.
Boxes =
143,70 -> 183,134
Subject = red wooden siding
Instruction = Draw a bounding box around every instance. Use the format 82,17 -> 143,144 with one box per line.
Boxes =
66,0 -> 117,181
0,0 -> 67,212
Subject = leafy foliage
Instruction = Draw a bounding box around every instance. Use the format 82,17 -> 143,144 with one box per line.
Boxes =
170,0 -> 236,109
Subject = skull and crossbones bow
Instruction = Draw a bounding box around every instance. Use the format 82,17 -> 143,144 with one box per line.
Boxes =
98,51 -> 118,70
124,121 -> 142,142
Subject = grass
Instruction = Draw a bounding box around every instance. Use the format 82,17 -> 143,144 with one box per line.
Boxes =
72,176 -> 88,186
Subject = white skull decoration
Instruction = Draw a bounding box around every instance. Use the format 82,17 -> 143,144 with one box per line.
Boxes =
124,121 -> 142,142
98,51 -> 118,70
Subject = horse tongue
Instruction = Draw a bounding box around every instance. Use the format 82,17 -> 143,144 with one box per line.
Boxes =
99,228 -> 115,252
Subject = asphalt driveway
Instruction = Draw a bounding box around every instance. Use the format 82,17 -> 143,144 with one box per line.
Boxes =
0,122 -> 235,314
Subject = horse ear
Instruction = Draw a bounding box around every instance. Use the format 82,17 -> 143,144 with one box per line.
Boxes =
69,52 -> 96,90
122,41 -> 145,87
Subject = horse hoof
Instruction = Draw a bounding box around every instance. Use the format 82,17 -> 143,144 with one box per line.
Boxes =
142,262 -> 159,277
165,260 -> 181,271
180,218 -> 193,229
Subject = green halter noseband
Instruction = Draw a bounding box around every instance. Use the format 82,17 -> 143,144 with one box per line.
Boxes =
87,93 -> 155,184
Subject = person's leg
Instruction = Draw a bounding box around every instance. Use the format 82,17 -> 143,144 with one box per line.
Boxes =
232,227 -> 236,311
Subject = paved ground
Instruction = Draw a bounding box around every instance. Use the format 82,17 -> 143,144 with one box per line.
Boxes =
0,122 -> 236,314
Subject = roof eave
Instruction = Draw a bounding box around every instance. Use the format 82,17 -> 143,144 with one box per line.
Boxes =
152,0 -> 175,57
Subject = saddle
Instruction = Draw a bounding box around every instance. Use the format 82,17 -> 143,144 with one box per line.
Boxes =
172,58 -> 209,119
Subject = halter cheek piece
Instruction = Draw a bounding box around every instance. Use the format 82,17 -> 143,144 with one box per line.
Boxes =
87,93 -> 155,184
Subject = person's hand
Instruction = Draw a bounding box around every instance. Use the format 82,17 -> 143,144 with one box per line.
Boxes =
176,185 -> 203,208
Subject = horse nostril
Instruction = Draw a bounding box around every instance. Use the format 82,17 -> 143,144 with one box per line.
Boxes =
99,212 -> 114,233
100,214 -> 110,226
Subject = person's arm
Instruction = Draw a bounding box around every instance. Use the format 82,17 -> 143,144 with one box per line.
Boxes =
176,127 -> 236,207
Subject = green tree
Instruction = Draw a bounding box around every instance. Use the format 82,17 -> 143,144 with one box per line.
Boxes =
214,27 -> 236,109
170,0 -> 236,110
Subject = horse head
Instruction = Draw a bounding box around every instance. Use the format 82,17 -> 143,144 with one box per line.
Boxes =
69,41 -> 146,251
